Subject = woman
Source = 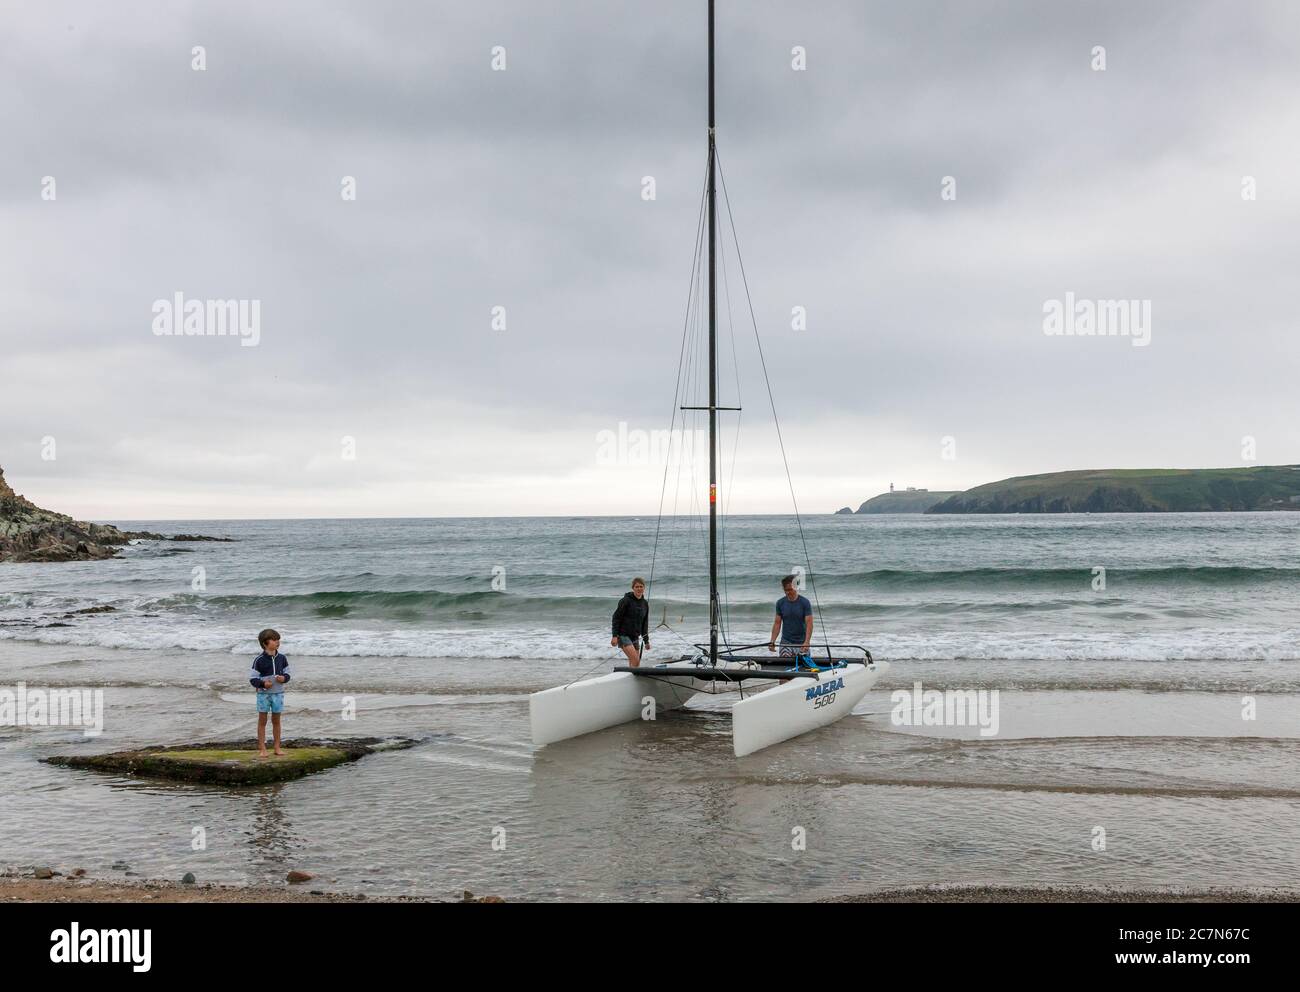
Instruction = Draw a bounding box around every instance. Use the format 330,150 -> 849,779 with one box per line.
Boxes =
610,577 -> 650,668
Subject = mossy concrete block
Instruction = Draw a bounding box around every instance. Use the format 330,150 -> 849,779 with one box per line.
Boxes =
44,737 -> 416,785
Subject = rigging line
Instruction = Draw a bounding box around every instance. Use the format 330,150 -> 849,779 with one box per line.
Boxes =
649,156 -> 712,599
651,180 -> 709,599
686,208 -> 712,588
723,223 -> 744,530
715,148 -> 833,659
562,653 -> 620,690
680,220 -> 714,643
683,210 -> 707,550
717,205 -> 748,647
656,617 -> 705,654
717,210 -> 743,648
674,247 -> 702,559
716,217 -> 744,647
716,215 -> 732,642
675,226 -> 707,565
665,279 -> 696,582
723,225 -> 744,520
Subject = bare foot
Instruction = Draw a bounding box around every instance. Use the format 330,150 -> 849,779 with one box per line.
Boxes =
257,751 -> 269,759
273,749 -> 286,757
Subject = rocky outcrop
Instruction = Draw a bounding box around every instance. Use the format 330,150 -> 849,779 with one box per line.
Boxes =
0,467 -> 149,562
0,465 -> 230,562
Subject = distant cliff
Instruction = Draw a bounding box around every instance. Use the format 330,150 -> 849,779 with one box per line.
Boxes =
854,491 -> 961,514
927,465 -> 1300,514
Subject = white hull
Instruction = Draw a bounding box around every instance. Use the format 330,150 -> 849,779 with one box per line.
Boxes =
529,670 -> 703,747
530,658 -> 888,756
732,658 -> 888,757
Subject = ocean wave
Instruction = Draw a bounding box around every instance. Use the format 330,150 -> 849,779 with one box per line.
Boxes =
820,566 -> 1300,588
6,562 -> 1298,636
73,568 -> 1300,618
144,589 -> 638,616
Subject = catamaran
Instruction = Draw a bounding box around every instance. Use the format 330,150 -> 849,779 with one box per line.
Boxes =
530,0 -> 888,757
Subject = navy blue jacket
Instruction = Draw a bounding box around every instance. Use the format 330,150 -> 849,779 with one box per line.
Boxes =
249,652 -> 292,692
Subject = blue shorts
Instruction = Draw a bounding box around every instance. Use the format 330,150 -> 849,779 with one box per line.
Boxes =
617,636 -> 641,648
256,690 -> 285,714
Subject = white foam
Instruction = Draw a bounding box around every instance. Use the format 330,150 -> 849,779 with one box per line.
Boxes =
2,621 -> 1298,662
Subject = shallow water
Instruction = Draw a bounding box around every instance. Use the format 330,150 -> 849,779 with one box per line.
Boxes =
2,642 -> 1297,900
1,514 -> 1298,900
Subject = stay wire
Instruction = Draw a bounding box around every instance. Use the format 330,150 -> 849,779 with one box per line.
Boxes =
715,148 -> 832,660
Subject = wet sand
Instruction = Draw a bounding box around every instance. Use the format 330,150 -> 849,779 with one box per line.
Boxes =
4,872 -> 1293,903
0,871 -> 507,903
2,876 -> 374,903
824,884 -> 1300,903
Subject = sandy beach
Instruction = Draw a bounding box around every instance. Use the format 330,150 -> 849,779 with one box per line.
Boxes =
824,885 -> 1300,904
0,870 -> 503,903
5,871 -> 1294,904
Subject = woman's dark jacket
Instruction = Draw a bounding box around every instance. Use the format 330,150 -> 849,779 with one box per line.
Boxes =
611,592 -> 650,640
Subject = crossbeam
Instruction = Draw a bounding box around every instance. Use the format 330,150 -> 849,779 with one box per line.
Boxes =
613,665 -> 824,682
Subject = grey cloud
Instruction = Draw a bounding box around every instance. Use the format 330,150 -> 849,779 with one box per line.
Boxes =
2,0 -> 1298,515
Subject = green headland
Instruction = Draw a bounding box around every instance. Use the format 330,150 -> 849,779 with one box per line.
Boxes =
843,465 -> 1300,514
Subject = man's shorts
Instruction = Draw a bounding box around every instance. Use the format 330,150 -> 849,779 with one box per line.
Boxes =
617,636 -> 641,648
256,690 -> 285,714
779,643 -> 808,660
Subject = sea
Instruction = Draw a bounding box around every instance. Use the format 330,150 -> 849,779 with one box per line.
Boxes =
1,512 -> 1298,900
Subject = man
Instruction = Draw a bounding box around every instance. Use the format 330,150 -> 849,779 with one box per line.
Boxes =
768,573 -> 812,659
610,577 -> 651,668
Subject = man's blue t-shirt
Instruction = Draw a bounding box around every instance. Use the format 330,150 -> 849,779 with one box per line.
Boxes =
775,594 -> 812,644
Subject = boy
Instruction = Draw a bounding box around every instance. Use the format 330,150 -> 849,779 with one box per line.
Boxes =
249,628 -> 291,757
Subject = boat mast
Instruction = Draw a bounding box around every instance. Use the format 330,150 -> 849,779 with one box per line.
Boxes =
707,0 -> 719,664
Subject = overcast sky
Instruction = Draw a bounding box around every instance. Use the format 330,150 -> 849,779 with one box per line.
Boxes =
3,0 -> 1298,519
